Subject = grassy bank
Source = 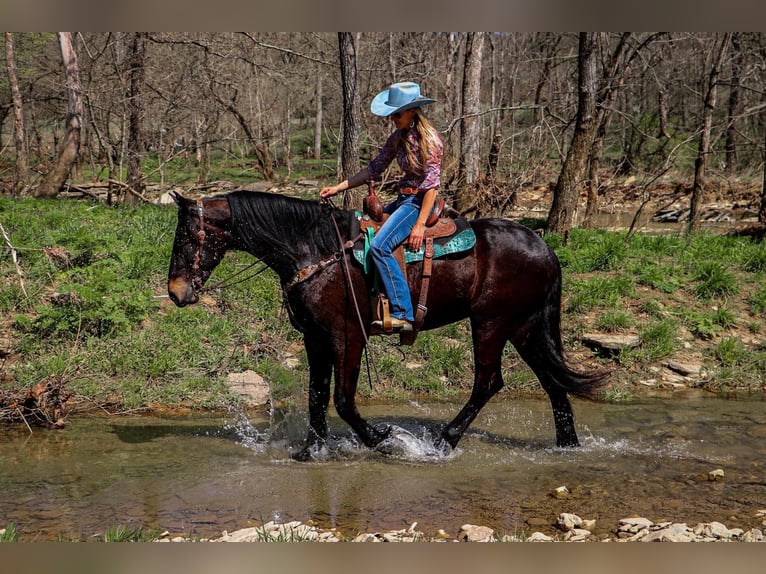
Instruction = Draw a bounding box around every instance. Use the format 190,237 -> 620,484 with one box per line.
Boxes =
1,195 -> 765,425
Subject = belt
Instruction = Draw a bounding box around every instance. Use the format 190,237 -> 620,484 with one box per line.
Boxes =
400,187 -> 420,195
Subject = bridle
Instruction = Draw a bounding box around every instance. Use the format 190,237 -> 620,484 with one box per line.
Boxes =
189,198 -> 268,294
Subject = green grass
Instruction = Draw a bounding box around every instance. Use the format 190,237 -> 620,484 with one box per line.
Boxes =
0,524 -> 20,542
101,524 -> 164,542
2,195 -> 766,419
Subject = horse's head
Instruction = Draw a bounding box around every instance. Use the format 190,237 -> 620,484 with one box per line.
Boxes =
167,191 -> 232,307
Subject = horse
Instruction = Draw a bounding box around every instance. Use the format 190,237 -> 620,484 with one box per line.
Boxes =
167,190 -> 605,459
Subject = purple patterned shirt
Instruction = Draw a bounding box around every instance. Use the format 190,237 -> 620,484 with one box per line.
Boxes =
367,128 -> 443,192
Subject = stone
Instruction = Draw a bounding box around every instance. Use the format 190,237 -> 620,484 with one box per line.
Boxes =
458,524 -> 495,542
564,528 -> 591,542
695,521 -> 733,539
581,333 -> 640,352
708,469 -> 725,481
641,523 -> 693,543
618,517 -> 654,532
665,361 -> 702,376
551,486 -> 570,499
527,532 -> 554,542
557,513 -> 583,532
582,519 -> 597,531
352,533 -> 381,542
740,529 -> 763,542
226,370 -> 270,405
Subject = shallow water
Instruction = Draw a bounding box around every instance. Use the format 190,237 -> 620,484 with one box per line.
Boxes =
1,394 -> 764,540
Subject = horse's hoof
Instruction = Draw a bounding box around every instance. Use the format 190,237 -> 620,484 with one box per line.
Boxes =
372,424 -> 393,445
292,447 -> 313,462
434,437 -> 455,455
291,441 -> 328,461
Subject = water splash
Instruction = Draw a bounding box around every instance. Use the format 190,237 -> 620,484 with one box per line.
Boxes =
375,425 -> 459,462
224,402 -> 271,453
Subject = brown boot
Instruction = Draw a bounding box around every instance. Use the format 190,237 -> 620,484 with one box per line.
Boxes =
371,317 -> 413,333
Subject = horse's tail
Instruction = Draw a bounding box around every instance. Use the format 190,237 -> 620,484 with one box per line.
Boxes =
530,266 -> 607,401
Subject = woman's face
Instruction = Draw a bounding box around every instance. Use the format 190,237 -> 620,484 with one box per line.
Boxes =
390,108 -> 417,130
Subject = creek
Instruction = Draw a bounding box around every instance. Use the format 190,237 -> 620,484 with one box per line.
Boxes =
1,393 -> 764,540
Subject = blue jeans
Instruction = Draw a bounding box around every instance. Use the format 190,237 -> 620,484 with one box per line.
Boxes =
369,194 -> 421,321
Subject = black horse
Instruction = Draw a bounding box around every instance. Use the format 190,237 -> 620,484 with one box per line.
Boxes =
167,190 -> 604,458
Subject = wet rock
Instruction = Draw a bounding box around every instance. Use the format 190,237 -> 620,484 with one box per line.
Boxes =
708,469 -> 725,481
557,513 -> 583,532
551,485 -> 570,499
458,524 -> 495,542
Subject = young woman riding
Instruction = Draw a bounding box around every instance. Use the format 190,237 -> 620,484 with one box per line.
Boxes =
319,81 -> 443,333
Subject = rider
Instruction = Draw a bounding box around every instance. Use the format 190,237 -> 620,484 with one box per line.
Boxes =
319,81 -> 443,333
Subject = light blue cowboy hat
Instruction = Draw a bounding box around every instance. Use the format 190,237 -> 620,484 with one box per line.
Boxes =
370,82 -> 437,117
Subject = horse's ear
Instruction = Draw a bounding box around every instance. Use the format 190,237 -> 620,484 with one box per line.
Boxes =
169,190 -> 183,206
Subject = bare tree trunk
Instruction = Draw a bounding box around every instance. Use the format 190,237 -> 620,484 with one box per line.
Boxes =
759,119 -> 766,224
36,32 -> 84,198
724,32 -> 742,172
313,67 -> 323,160
125,32 -> 147,204
5,32 -> 28,196
689,33 -> 731,234
338,32 -> 363,210
455,31 -> 485,211
547,33 -> 599,233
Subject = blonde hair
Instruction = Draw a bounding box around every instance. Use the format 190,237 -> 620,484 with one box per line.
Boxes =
393,109 -> 441,174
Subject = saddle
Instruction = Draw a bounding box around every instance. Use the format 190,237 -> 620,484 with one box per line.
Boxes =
355,184 -> 475,345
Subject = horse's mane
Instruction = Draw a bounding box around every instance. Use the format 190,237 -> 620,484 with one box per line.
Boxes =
226,190 -> 349,266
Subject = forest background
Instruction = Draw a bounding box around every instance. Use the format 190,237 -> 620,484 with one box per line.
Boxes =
1,32 -> 766,423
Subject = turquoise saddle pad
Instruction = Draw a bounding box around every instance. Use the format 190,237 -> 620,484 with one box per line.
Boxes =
352,218 -> 476,274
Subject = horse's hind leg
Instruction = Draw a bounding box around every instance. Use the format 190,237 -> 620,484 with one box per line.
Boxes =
439,321 -> 506,449
513,337 -> 579,448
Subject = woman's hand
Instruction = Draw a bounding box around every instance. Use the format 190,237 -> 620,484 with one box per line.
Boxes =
319,184 -> 340,201
408,222 -> 426,252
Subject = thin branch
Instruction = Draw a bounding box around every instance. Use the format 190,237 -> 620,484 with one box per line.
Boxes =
0,222 -> 27,297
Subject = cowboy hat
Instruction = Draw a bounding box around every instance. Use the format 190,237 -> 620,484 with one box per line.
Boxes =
370,82 -> 436,117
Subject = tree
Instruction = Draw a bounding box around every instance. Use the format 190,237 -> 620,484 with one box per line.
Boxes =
338,32 -> 363,209
547,33 -> 599,234
5,32 -> 28,196
455,32 -> 485,211
35,32 -> 84,198
688,33 -> 731,233
724,32 -> 743,172
125,32 -> 147,204
313,65 -> 323,160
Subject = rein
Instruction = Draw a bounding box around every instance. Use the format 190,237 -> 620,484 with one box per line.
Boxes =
325,198 -> 382,390
191,198 -> 269,294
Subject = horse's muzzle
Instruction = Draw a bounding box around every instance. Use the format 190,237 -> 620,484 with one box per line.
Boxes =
167,277 -> 199,307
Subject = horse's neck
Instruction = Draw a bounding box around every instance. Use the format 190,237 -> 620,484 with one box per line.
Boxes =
229,194 -> 345,282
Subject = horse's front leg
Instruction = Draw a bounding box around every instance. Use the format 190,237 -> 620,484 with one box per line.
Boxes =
333,339 -> 391,449
293,335 -> 333,461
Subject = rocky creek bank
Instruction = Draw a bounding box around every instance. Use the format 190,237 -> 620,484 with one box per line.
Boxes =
153,510 -> 766,543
